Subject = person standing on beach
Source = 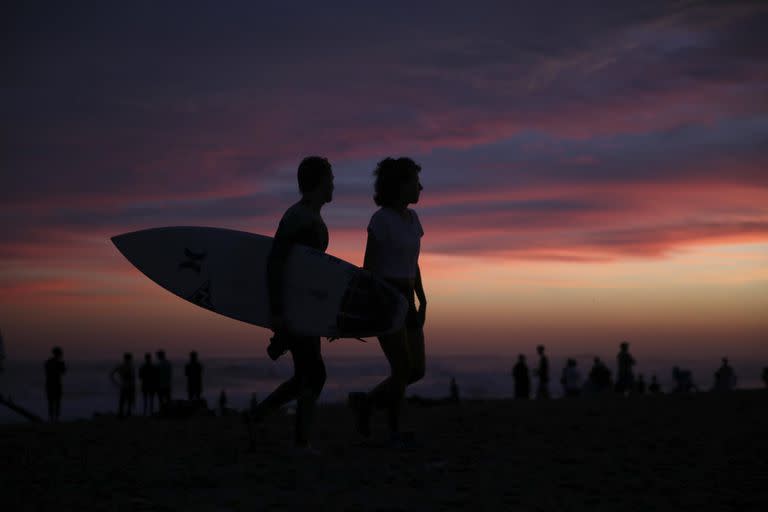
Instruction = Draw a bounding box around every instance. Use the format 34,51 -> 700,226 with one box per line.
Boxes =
713,357 -> 737,392
111,353 -> 136,418
155,350 -> 172,408
615,341 -> 636,394
561,359 -> 582,398
185,351 -> 203,401
138,353 -> 156,415
44,346 -> 66,422
649,375 -> 662,394
349,157 -> 427,443
449,377 -> 460,403
512,354 -> 531,400
0,328 -> 6,373
535,345 -> 550,399
248,156 -> 334,452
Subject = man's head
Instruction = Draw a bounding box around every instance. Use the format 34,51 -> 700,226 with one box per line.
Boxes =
144,353 -> 152,362
298,156 -> 334,204
537,345 -> 545,355
190,351 -> 198,362
52,346 -> 63,359
123,352 -> 132,362
156,350 -> 166,360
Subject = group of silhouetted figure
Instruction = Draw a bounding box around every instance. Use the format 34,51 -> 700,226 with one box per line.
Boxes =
42,346 -> 208,422
508,341 -> 753,400
36,342 -> 764,424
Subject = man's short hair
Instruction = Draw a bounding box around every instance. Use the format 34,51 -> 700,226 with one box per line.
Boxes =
297,156 -> 332,194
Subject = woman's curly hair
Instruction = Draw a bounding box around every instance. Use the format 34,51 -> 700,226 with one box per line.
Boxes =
373,157 -> 421,207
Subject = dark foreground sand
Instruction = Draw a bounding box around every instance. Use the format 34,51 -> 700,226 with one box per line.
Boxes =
2,390 -> 767,511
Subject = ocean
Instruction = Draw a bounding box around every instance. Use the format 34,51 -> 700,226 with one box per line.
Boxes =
1,353 -> 764,423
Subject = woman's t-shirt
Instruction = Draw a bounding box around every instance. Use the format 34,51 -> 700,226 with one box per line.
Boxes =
367,207 -> 424,279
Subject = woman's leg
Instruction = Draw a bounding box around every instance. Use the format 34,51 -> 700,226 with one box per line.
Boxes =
369,328 -> 411,434
406,325 -> 425,385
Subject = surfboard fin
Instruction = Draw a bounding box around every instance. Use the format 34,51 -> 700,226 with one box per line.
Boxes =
327,336 -> 368,343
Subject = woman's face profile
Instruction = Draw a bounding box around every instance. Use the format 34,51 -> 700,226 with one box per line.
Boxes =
401,173 -> 422,205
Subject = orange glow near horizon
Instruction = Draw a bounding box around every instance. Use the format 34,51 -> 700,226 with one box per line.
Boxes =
1,241 -> 766,362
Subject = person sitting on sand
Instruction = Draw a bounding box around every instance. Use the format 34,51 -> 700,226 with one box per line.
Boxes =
672,366 -> 697,393
185,351 -> 204,401
635,374 -> 647,395
615,341 -> 636,394
649,375 -> 662,394
588,357 -> 612,393
111,353 -> 136,418
248,156 -> 334,453
512,354 -> 531,400
713,357 -> 737,392
561,359 -> 582,398
44,346 -> 66,423
155,350 -> 172,408
139,353 -> 156,416
535,345 -> 550,399
349,157 -> 427,445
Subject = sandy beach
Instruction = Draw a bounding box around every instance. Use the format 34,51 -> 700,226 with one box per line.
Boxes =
2,390 -> 767,511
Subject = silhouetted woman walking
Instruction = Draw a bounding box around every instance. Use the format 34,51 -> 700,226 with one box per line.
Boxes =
350,157 -> 427,443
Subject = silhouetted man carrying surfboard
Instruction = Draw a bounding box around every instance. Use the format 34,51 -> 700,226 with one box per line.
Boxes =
249,156 -> 334,453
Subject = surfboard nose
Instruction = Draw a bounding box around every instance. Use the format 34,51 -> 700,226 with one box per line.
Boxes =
111,231 -> 140,257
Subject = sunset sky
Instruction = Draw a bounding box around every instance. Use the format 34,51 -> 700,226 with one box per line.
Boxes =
3,1 -> 767,362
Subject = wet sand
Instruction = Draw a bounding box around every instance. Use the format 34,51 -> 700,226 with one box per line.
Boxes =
2,390 -> 767,511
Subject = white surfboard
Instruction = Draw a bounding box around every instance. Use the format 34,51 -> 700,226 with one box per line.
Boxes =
112,227 -> 407,338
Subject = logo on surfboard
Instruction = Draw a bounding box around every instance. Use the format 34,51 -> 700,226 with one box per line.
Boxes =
188,280 -> 215,311
179,248 -> 207,274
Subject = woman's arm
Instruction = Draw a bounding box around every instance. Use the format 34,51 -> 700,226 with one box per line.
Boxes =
415,264 -> 427,327
415,264 -> 426,306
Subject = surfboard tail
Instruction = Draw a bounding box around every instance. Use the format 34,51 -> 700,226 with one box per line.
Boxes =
336,270 -> 408,337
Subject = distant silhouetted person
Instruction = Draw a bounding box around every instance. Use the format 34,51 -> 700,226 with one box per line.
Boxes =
615,341 -> 636,394
44,346 -> 66,422
635,374 -> 647,395
155,350 -> 172,407
349,157 -> 427,444
561,359 -> 582,398
535,345 -> 550,399
588,357 -> 612,393
138,353 -> 156,416
250,156 -> 334,452
0,328 -> 6,373
713,357 -> 737,392
512,355 -> 531,400
219,389 -> 228,415
672,366 -> 697,393
649,375 -> 662,394
185,351 -> 203,400
111,353 -> 136,418
449,377 -> 460,403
